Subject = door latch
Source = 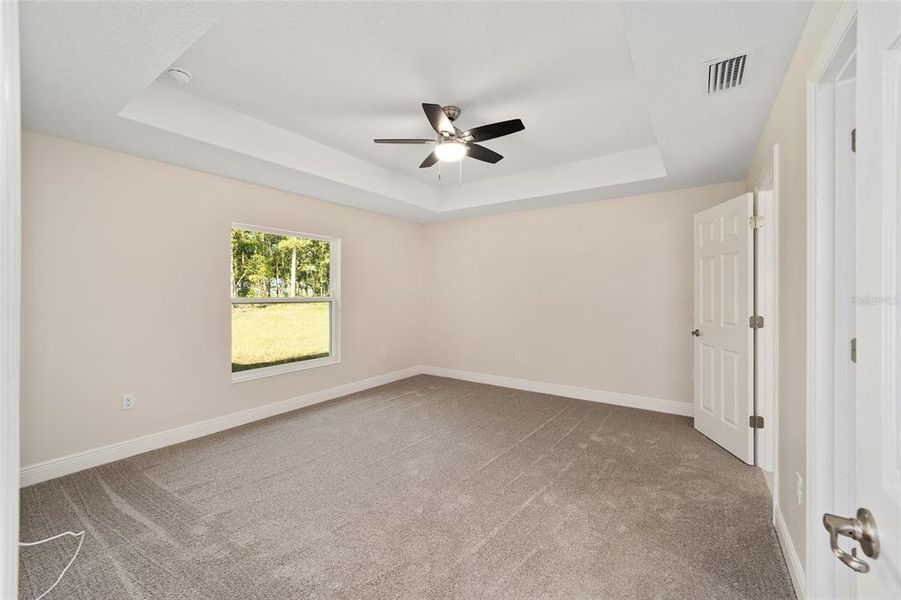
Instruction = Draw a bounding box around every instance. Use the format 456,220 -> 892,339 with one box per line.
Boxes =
822,508 -> 880,573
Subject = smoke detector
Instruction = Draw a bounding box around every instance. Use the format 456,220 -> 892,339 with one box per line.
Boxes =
703,53 -> 749,95
166,68 -> 192,85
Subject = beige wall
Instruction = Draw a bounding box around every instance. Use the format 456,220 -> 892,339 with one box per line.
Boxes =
22,131 -> 748,469
424,181 -> 746,405
745,0 -> 845,567
21,131 -> 426,466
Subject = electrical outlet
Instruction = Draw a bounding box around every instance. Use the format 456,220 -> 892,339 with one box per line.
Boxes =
121,393 -> 136,411
514,351 -> 522,361
378,347 -> 388,358
796,472 -> 803,506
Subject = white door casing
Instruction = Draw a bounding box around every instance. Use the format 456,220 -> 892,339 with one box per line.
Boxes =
0,1 -> 20,598
804,5 -> 859,596
693,193 -> 755,464
854,2 -> 901,596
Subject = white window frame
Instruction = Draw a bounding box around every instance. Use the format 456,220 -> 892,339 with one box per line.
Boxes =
230,223 -> 341,383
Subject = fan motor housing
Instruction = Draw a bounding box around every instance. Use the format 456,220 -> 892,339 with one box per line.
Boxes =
442,105 -> 462,122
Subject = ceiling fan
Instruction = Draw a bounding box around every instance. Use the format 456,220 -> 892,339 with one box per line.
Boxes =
374,103 -> 525,169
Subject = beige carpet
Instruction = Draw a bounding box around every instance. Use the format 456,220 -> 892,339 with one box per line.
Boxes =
19,375 -> 794,599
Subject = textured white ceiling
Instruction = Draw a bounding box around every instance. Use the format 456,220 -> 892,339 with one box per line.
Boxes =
19,1 -> 812,222
161,2 -> 655,186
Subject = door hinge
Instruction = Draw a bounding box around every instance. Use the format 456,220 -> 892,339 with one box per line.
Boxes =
851,337 -> 857,363
749,315 -> 765,329
851,128 -> 857,153
749,415 -> 765,429
749,215 -> 766,229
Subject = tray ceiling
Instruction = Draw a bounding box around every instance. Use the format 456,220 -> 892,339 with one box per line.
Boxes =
20,1 -> 812,222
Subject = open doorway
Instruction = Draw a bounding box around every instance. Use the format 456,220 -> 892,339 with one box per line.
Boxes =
691,181 -> 779,472
691,156 -> 780,474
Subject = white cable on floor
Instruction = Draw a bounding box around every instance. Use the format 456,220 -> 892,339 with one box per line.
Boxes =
19,530 -> 86,600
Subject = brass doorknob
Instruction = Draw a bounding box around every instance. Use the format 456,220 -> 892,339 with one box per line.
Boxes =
691,329 -> 701,337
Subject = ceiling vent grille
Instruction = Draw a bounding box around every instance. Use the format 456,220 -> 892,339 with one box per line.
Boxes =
704,53 -> 748,95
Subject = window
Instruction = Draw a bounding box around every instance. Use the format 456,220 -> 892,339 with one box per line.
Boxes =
230,224 -> 339,381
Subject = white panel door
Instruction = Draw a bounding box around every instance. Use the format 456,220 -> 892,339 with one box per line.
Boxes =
852,2 -> 901,595
693,193 -> 754,464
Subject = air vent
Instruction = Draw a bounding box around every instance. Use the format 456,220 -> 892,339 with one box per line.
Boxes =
704,53 -> 748,95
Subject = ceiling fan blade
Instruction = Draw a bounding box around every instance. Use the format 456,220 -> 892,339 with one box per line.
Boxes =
419,151 -> 439,168
466,144 -> 503,164
422,103 -> 455,135
373,138 -> 435,144
463,119 -> 525,143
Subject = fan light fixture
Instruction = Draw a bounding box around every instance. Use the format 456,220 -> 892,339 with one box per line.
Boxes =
434,140 -> 467,163
373,103 -> 525,173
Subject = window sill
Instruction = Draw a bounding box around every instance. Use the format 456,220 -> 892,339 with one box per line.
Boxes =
231,355 -> 340,383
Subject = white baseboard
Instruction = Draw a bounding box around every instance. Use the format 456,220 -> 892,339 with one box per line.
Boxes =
774,503 -> 807,599
420,365 -> 693,417
21,365 -> 692,487
19,366 -> 422,487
